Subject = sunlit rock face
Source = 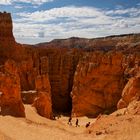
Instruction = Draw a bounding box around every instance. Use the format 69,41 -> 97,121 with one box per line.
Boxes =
117,54 -> 140,109
33,91 -> 53,119
33,74 -> 53,119
0,60 -> 25,117
117,74 -> 140,109
71,52 -> 126,117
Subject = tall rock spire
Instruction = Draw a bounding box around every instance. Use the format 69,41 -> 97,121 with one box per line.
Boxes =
0,11 -> 15,46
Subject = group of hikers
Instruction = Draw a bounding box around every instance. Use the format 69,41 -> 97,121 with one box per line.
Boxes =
68,116 -> 90,128
53,114 -> 91,128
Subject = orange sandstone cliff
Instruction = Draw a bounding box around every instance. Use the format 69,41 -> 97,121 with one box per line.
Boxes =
71,52 -> 126,117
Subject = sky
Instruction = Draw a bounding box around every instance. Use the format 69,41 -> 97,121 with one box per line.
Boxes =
0,0 -> 140,44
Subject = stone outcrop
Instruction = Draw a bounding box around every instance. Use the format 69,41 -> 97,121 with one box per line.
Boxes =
29,54 -> 53,119
18,57 -> 37,91
0,60 -> 25,117
33,91 -> 53,119
117,73 -> 140,109
0,12 -> 15,46
33,73 -> 53,119
124,100 -> 140,115
71,52 -> 125,117
35,74 -> 51,92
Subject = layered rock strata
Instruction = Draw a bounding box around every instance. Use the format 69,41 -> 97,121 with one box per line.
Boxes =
32,47 -> 81,112
71,52 -> 126,117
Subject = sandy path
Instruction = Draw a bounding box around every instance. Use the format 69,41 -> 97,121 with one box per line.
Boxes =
0,105 -> 95,140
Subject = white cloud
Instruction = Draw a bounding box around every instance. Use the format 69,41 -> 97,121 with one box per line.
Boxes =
0,0 -> 11,5
13,0 -> 53,5
106,7 -> 140,17
17,6 -> 103,22
13,6 -> 140,44
0,0 -> 53,5
14,5 -> 23,9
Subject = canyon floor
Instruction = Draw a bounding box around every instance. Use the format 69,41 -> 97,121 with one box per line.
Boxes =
0,105 -> 95,140
0,105 -> 139,140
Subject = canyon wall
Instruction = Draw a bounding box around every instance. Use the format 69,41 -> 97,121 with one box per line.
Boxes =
37,48 -> 82,112
71,52 -> 126,117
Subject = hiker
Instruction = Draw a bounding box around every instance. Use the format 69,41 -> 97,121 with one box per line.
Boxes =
75,118 -> 79,127
57,114 -> 61,119
85,122 -> 90,128
68,117 -> 72,125
52,114 -> 56,120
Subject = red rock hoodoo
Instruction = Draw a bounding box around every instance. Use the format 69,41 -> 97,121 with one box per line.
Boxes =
33,74 -> 53,119
0,60 -> 25,117
0,12 -> 15,46
117,73 -> 140,109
